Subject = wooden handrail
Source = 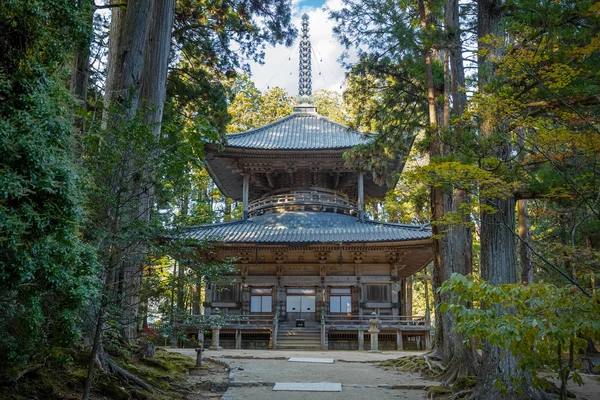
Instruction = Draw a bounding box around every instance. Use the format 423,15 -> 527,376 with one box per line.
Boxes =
324,314 -> 429,327
248,190 -> 357,213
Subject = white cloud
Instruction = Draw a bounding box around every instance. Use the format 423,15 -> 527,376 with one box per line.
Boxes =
247,0 -> 353,95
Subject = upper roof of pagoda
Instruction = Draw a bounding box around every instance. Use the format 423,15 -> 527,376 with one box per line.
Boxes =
224,104 -> 371,150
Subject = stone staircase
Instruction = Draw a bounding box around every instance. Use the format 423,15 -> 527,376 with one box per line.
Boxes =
276,325 -> 322,350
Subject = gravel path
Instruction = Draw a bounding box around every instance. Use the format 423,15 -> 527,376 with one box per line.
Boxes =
169,348 -> 437,399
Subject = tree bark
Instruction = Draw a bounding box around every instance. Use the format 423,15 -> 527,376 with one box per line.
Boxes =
475,1 -> 543,398
518,199 -> 533,284
419,0 -> 478,378
417,0 -> 446,360
120,0 -> 175,344
70,0 -> 94,158
445,0 -> 466,116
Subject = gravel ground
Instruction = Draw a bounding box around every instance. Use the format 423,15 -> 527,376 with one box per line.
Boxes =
167,348 -> 600,400
169,348 -> 435,399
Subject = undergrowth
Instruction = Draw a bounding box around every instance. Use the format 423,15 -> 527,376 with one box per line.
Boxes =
0,347 -> 196,400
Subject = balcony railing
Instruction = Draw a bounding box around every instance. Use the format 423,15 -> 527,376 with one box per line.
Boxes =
248,189 -> 357,216
224,313 -> 275,326
324,314 -> 429,329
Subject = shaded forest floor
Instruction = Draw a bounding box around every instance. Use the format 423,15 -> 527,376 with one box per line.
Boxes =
382,355 -> 600,400
0,348 -> 229,400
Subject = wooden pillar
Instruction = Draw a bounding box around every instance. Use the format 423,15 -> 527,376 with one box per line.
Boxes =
241,284 -> 250,314
358,173 -> 364,220
242,173 -> 249,220
406,275 -> 413,316
397,330 -> 403,350
205,282 -> 213,316
192,284 -> 200,315
391,281 -> 400,317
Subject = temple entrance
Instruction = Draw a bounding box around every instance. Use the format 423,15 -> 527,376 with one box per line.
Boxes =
285,288 -> 316,323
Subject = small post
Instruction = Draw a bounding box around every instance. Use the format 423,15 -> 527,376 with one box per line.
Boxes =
209,326 -> 222,349
195,341 -> 203,367
320,306 -> 327,350
358,173 -> 364,220
242,173 -> 249,220
235,329 -> 242,349
368,311 -> 381,353
397,330 -> 403,351
209,308 -> 223,350
358,329 -> 364,351
272,306 -> 279,350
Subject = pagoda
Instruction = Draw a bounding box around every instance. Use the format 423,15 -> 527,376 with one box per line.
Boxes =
186,14 -> 433,351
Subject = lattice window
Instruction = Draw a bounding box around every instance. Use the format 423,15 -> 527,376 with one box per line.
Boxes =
215,284 -> 239,302
364,284 -> 390,302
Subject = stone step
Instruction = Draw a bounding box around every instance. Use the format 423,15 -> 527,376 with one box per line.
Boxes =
278,331 -> 321,336
278,338 -> 320,342
278,326 -> 320,331
277,344 -> 322,349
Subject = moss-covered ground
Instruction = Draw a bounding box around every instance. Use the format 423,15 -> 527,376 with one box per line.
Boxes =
0,347 -> 226,400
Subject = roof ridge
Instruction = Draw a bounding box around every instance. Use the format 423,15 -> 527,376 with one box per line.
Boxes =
183,219 -> 248,230
361,219 -> 430,230
227,113 -> 369,139
313,114 -> 377,138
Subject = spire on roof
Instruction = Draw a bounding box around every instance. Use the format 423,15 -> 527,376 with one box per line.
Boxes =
298,14 -> 312,102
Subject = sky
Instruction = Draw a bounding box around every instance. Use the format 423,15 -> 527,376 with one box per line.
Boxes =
246,0 -> 352,95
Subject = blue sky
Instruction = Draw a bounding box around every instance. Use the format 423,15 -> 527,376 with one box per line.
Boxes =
296,0 -> 328,7
247,0 -> 352,96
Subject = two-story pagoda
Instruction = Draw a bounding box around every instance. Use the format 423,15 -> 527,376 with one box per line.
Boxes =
184,15 -> 432,351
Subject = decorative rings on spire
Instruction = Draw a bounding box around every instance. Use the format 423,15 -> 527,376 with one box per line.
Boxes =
298,14 -> 312,98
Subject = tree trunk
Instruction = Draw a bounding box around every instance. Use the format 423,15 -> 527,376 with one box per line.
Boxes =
125,0 -> 175,344
425,0 -> 478,379
417,0 -> 445,360
475,1 -> 543,398
103,0 -> 152,121
70,1 -> 93,159
518,199 -> 533,284
445,0 -> 466,116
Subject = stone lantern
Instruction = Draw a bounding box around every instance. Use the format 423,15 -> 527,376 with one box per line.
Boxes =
368,311 -> 381,353
209,308 -> 223,350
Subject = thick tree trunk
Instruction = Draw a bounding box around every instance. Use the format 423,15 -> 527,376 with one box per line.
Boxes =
103,0 -> 151,120
439,189 -> 478,381
418,0 -> 446,360
475,1 -> 543,398
425,0 -> 478,378
70,1 -> 94,160
518,199 -> 533,284
139,0 -> 174,135
120,0 -> 174,344
445,0 -> 466,116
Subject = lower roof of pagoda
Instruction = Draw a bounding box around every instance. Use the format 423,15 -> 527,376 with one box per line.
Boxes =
183,211 -> 431,244
204,148 -> 396,201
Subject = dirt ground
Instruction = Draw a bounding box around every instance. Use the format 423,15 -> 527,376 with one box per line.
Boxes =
544,373 -> 600,400
169,348 -> 600,400
180,359 -> 230,399
170,348 -> 434,399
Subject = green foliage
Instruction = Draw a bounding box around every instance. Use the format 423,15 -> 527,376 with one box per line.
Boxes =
227,76 -> 294,133
441,274 -> 600,396
0,0 -> 99,380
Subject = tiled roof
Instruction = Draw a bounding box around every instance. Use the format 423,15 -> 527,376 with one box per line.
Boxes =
183,211 -> 430,244
225,112 -> 371,150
